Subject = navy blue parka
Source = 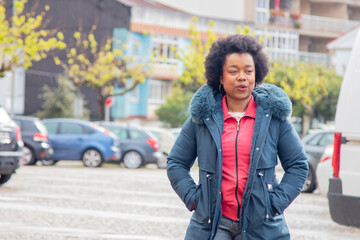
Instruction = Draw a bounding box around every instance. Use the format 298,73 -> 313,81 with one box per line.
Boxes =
167,83 -> 308,240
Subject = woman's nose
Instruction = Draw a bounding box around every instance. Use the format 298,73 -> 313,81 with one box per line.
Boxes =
237,71 -> 246,80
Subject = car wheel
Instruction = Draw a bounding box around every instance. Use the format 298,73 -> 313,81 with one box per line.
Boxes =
157,153 -> 167,169
82,149 -> 103,168
0,174 -> 12,185
41,159 -> 59,166
302,166 -> 316,193
23,145 -> 36,165
123,151 -> 143,169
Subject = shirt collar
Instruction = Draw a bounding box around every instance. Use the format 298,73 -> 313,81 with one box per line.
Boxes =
222,95 -> 257,120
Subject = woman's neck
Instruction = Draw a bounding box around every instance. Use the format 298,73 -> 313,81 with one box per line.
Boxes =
226,96 -> 251,113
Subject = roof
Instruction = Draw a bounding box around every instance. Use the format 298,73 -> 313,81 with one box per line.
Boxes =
116,0 -> 184,12
327,25 -> 360,50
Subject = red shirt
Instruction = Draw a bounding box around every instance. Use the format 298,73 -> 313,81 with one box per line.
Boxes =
221,95 -> 256,221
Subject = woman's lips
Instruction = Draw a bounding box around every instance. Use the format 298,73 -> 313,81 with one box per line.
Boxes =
236,85 -> 248,90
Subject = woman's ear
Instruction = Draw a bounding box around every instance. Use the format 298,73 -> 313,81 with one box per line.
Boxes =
220,76 -> 223,85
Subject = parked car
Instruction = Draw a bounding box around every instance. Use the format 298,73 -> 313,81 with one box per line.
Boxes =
316,142 -> 334,196
42,118 -> 121,167
145,127 -> 176,169
98,122 -> 162,169
0,106 -> 23,185
301,129 -> 334,193
12,115 -> 53,165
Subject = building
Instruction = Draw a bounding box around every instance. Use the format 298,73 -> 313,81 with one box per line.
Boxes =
3,0 -> 131,119
110,0 -> 360,121
327,25 -> 360,75
111,0 -> 257,121
4,0 -> 360,120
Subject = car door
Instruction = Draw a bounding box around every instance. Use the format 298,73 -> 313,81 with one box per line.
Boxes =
56,122 -> 87,160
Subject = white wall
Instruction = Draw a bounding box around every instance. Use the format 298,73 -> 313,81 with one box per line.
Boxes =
155,0 -> 246,21
332,49 -> 351,76
0,68 -> 25,115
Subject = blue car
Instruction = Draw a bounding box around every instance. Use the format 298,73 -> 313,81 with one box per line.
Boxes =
42,118 -> 121,167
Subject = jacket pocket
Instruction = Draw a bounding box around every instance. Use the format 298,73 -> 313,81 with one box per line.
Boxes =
258,168 -> 280,220
193,166 -> 215,229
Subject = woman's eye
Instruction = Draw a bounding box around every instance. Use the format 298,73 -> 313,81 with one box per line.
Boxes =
230,71 -> 237,74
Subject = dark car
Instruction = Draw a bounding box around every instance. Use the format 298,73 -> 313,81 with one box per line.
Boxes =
0,107 -> 23,185
98,122 -> 162,169
43,118 -> 121,167
12,116 -> 53,165
301,129 -> 334,193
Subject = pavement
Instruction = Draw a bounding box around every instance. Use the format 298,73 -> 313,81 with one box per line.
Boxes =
0,161 -> 359,240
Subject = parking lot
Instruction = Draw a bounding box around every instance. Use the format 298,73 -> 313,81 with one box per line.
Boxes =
1,162 -> 360,240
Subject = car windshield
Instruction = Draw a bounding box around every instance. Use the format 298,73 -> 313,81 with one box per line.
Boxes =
0,108 -> 12,123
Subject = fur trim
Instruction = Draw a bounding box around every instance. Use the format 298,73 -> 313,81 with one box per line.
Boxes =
190,83 -> 292,124
252,83 -> 292,121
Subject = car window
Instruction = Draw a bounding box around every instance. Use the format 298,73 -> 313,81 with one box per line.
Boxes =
104,126 -> 127,139
307,133 -> 323,146
59,123 -> 84,134
129,129 -> 148,139
45,122 -> 59,135
318,133 -> 334,147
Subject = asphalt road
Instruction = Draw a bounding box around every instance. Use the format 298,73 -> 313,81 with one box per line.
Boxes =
0,161 -> 360,240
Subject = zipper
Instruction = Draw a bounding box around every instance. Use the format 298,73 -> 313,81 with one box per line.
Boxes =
207,173 -> 212,229
258,171 -> 270,219
234,119 -> 241,220
241,114 -> 272,229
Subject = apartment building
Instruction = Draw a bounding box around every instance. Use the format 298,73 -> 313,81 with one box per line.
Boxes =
255,0 -> 360,65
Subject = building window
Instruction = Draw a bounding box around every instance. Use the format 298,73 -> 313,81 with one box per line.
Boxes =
151,35 -> 178,65
256,0 -> 270,25
148,79 -> 171,104
256,28 -> 299,63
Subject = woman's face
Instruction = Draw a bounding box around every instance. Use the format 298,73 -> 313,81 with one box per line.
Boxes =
220,53 -> 256,105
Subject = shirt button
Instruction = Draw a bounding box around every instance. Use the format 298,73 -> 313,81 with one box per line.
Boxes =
206,118 -> 209,121
256,147 -> 259,151
266,114 -> 269,117
219,149 -> 222,152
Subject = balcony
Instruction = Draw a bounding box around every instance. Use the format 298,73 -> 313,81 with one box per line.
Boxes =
268,10 -> 360,35
300,14 -> 360,34
298,51 -> 329,66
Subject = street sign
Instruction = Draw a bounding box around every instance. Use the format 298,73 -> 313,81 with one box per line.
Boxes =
105,96 -> 114,107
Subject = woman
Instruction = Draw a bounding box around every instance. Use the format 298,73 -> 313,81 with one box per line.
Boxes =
167,34 -> 308,240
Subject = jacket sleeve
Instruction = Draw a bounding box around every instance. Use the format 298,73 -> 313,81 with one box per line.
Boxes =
271,118 -> 309,214
167,117 -> 199,211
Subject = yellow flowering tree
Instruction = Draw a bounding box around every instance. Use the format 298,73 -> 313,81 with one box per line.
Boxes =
0,0 -> 65,114
266,61 -> 342,135
54,27 -> 147,120
0,0 -> 65,76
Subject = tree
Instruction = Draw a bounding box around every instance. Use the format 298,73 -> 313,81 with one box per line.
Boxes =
0,0 -> 65,112
155,86 -> 193,127
266,61 -> 342,135
36,73 -> 90,119
54,27 -> 147,120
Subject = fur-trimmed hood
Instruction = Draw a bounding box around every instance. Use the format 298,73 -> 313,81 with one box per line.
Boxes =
190,83 -> 292,125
